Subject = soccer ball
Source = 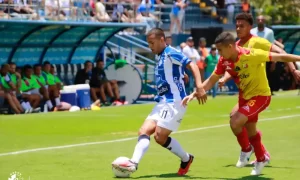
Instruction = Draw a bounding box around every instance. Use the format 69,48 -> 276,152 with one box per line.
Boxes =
111,157 -> 133,178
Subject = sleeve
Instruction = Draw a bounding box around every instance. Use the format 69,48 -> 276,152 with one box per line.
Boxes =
267,30 -> 275,43
213,58 -> 225,76
254,37 -> 272,51
194,49 -> 201,61
250,48 -> 271,64
168,52 -> 192,68
4,74 -> 11,83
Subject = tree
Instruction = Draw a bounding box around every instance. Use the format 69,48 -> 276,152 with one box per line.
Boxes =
251,0 -> 300,25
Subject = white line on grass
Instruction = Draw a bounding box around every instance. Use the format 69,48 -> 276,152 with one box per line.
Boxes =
0,114 -> 299,157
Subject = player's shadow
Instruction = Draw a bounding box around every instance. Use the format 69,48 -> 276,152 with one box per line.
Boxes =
224,164 -> 295,169
133,173 -> 274,179
133,173 -> 202,179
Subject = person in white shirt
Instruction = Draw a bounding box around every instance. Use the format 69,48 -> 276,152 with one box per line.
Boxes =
250,15 -> 275,43
182,36 -> 201,93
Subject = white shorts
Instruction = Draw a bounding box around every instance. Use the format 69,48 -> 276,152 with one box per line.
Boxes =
146,101 -> 186,132
29,88 -> 40,95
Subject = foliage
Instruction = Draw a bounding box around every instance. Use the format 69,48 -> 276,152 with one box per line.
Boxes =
251,0 -> 300,25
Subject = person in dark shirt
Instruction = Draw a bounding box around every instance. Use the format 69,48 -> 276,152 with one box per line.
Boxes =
74,61 -> 92,85
90,59 -> 124,106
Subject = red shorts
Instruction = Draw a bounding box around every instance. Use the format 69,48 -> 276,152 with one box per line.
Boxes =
238,96 -> 271,122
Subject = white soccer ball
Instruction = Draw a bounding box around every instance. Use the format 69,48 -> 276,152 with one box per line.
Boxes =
112,157 -> 133,178
69,106 -> 80,112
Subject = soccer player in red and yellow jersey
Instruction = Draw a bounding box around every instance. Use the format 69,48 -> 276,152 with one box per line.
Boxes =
182,32 -> 300,176
218,13 -> 300,167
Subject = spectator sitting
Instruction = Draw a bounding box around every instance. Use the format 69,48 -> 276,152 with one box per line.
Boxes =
42,61 -> 61,107
0,64 -> 24,114
90,59 -> 126,106
92,0 -> 111,22
9,63 -> 41,112
22,64 -> 54,111
74,60 -> 92,85
111,0 -> 129,22
50,65 -> 63,90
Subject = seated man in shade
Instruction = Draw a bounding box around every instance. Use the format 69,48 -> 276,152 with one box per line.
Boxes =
74,60 -> 93,85
90,59 -> 126,106
42,61 -> 61,107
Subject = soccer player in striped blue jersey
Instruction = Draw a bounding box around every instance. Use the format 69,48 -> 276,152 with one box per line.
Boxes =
113,28 -> 207,176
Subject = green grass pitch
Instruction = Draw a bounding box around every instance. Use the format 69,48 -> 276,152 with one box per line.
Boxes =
0,91 -> 300,180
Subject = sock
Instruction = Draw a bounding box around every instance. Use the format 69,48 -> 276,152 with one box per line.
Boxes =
46,100 -> 53,109
236,127 -> 252,152
131,135 -> 150,164
26,102 -> 32,109
163,137 -> 190,162
21,102 -> 28,110
249,132 -> 266,162
258,130 -> 267,153
55,98 -> 61,106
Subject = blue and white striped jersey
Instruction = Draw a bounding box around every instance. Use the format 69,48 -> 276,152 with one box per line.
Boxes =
155,46 -> 191,103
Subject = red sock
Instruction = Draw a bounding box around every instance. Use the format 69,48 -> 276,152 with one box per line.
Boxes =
236,127 -> 251,152
257,130 -> 267,153
249,132 -> 266,162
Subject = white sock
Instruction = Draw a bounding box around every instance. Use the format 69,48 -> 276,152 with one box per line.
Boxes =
55,98 -> 61,106
21,102 -> 28,110
131,135 -> 150,164
26,102 -> 32,109
46,100 -> 53,109
164,137 -> 190,162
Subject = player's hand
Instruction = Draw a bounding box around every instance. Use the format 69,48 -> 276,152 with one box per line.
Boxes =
218,78 -> 226,88
181,93 -> 195,107
292,69 -> 300,84
195,87 -> 207,105
15,72 -> 21,79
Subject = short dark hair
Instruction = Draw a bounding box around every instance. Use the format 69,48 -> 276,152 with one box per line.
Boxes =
166,36 -> 171,39
9,62 -> 16,66
23,64 -> 32,71
147,28 -> 165,40
215,32 -> 236,45
235,13 -> 253,25
43,61 -> 50,66
84,60 -> 92,67
33,64 -> 41,69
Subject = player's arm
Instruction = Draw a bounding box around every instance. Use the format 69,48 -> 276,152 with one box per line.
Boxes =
170,52 -> 207,104
202,73 -> 221,91
186,62 -> 207,104
5,75 -> 17,91
270,53 -> 300,63
271,44 -> 300,82
186,62 -> 203,90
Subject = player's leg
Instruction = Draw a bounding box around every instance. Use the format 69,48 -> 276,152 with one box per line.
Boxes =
90,87 -> 99,102
114,119 -> 156,172
40,87 -> 53,110
154,126 -> 193,176
154,103 -> 193,176
50,85 -> 61,107
238,96 -> 271,175
231,103 -> 253,168
130,119 -> 156,165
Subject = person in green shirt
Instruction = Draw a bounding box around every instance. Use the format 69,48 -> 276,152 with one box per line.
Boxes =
24,64 -> 55,111
0,64 -> 24,114
8,63 -> 42,112
42,61 -> 61,107
50,65 -> 63,90
204,44 -> 219,98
